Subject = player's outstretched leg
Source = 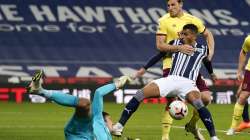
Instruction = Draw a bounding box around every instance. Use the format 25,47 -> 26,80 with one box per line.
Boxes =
112,82 -> 160,136
112,90 -> 143,136
26,70 -> 87,108
185,109 -> 205,140
185,90 -> 211,140
186,91 -> 219,140
161,98 -> 174,140
236,102 -> 250,131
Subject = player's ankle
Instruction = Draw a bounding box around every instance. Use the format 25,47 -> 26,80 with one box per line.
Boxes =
161,133 -> 170,140
211,136 -> 219,140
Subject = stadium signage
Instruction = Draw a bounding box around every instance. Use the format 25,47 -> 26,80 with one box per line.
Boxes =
0,65 -> 237,80
0,5 -> 241,25
0,2 -> 248,36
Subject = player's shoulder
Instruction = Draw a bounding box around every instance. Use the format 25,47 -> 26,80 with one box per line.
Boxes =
246,35 -> 250,41
183,12 -> 202,21
158,13 -> 171,22
244,35 -> 250,46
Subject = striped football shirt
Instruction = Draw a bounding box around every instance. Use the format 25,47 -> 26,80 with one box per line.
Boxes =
169,39 -> 208,81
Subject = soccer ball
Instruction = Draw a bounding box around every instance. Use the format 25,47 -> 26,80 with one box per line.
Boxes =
169,100 -> 188,120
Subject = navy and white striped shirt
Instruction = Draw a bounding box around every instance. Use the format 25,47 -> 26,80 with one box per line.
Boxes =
169,39 -> 208,81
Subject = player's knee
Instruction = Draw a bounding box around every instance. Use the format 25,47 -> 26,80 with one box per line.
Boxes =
78,98 -> 90,110
238,92 -> 250,104
134,89 -> 144,102
191,99 -> 204,110
201,91 -> 211,106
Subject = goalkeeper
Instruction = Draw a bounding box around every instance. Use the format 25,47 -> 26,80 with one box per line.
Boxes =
26,70 -> 131,140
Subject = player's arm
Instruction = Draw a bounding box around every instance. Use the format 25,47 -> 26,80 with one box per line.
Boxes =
202,29 -> 215,61
202,46 -> 217,81
92,76 -> 131,117
92,84 -> 116,119
156,35 -> 194,55
192,16 -> 215,60
202,56 -> 216,81
237,49 -> 247,81
237,37 -> 250,81
135,52 -> 165,78
202,57 -> 214,75
143,52 -> 166,69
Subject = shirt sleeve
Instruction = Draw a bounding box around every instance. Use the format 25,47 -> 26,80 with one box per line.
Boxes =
92,84 -> 115,140
156,18 -> 168,35
202,57 -> 214,74
242,36 -> 250,53
143,52 -> 166,70
92,84 -> 116,119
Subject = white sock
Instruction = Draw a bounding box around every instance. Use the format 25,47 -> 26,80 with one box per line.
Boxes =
116,122 -> 124,128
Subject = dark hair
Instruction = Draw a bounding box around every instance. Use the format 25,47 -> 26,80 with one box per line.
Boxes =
102,111 -> 110,122
183,24 -> 198,34
167,0 -> 183,3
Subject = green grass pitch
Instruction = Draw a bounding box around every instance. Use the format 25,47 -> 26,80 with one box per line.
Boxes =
0,102 -> 249,140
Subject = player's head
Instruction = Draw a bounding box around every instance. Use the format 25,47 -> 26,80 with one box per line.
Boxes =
181,24 -> 198,44
77,98 -> 91,117
167,0 -> 184,17
102,111 -> 113,132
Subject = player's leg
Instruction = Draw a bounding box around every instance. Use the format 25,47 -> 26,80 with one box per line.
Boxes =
186,91 -> 219,140
235,83 -> 250,131
185,74 -> 210,140
242,102 -> 250,122
112,77 -> 173,136
161,68 -> 173,140
226,91 -> 250,135
27,70 -> 93,140
236,102 -> 250,131
227,70 -> 250,135
112,81 -> 161,136
26,70 -> 90,112
161,97 -> 175,140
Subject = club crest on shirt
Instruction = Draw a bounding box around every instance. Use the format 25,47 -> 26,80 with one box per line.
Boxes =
195,48 -> 204,53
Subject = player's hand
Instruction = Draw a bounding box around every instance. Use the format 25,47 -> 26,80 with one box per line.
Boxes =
134,68 -> 146,79
178,45 -> 195,55
210,73 -> 217,83
236,71 -> 243,81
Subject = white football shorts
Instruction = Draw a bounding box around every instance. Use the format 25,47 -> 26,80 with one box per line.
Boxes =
152,75 -> 199,99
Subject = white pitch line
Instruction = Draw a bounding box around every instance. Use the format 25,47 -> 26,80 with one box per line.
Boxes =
126,125 -> 250,135
0,124 -> 249,135
172,125 -> 249,134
